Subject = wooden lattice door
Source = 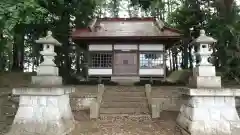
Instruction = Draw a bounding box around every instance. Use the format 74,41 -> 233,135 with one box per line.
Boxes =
113,52 -> 138,75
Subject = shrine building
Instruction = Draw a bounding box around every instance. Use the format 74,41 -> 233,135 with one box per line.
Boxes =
71,17 -> 181,83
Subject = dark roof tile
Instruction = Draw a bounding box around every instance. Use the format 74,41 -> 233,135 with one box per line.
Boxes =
72,18 -> 181,39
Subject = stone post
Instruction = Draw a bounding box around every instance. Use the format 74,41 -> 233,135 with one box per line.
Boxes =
176,29 -> 240,135
5,31 -> 75,135
145,84 -> 161,118
90,99 -> 100,119
90,84 -> 105,119
151,99 -> 160,119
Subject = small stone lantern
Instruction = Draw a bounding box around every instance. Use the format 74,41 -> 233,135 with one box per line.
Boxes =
194,29 -> 217,66
35,31 -> 61,76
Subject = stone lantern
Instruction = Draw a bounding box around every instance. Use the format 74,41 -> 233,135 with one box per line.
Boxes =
189,29 -> 219,88
176,29 -> 240,135
5,31 -> 75,135
194,29 -> 216,66
35,31 -> 61,76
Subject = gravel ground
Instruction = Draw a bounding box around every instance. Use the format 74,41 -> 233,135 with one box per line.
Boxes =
71,111 -> 180,135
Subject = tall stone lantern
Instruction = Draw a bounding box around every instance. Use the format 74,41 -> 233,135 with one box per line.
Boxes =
32,31 -> 63,86
35,31 -> 61,76
5,31 -> 75,135
176,29 -> 240,135
189,29 -> 220,88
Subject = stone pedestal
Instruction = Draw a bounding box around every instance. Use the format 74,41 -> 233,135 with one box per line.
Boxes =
5,31 -> 75,135
188,76 -> 221,88
189,66 -> 221,88
6,87 -> 75,135
31,76 -> 63,86
176,88 -> 240,135
177,29 -> 240,135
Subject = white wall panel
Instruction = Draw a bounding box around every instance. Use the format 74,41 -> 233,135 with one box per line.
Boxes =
114,44 -> 138,50
139,69 -> 164,75
88,69 -> 112,75
89,44 -> 112,51
139,44 -> 164,51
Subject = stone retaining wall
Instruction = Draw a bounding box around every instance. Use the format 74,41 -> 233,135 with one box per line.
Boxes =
71,85 -> 185,112
151,86 -> 184,112
0,89 -> 17,133
70,84 -> 104,119
70,85 -> 97,111
71,97 -> 97,111
149,86 -> 240,119
2,85 -> 240,120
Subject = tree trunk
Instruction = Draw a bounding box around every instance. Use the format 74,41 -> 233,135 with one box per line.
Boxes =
171,49 -> 176,71
76,47 -> 81,73
113,0 -> 119,17
181,48 -> 184,69
174,52 -> 178,70
189,45 -> 193,69
12,24 -> 25,72
172,47 -> 178,70
55,10 -> 71,83
168,50 -> 172,71
182,39 -> 189,69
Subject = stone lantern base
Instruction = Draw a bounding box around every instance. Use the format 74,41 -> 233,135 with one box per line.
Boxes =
176,88 -> 240,135
31,76 -> 63,86
5,87 -> 75,135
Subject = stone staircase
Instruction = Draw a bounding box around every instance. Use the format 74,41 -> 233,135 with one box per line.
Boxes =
99,86 -> 150,119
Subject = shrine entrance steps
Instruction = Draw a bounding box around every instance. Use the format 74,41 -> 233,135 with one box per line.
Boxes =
99,86 -> 150,120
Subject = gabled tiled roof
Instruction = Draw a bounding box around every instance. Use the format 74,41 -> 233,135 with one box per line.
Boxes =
71,18 -> 181,40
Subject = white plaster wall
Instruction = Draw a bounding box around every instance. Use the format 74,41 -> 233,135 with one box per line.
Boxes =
139,69 -> 164,75
89,44 -> 112,51
88,69 -> 112,75
114,44 -> 138,50
139,44 -> 164,51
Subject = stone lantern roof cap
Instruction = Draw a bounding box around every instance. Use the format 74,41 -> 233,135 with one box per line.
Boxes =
35,31 -> 62,46
194,29 -> 217,44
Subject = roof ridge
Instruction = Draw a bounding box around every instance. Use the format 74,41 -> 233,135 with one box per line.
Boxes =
88,18 -> 97,32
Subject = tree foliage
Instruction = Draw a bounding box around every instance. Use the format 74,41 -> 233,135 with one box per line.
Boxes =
0,0 -> 239,84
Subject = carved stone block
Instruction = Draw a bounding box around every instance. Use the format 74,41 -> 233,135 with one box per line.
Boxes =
6,94 -> 75,135
177,88 -> 240,135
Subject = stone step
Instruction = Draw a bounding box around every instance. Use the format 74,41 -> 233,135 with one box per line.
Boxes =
104,91 -> 146,97
2,106 -> 17,115
103,96 -> 147,102
99,114 -> 151,121
111,76 -> 140,85
100,107 -> 149,114
8,96 -> 19,103
101,101 -> 148,108
4,113 -> 15,117
2,103 -> 17,109
105,87 -> 144,92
